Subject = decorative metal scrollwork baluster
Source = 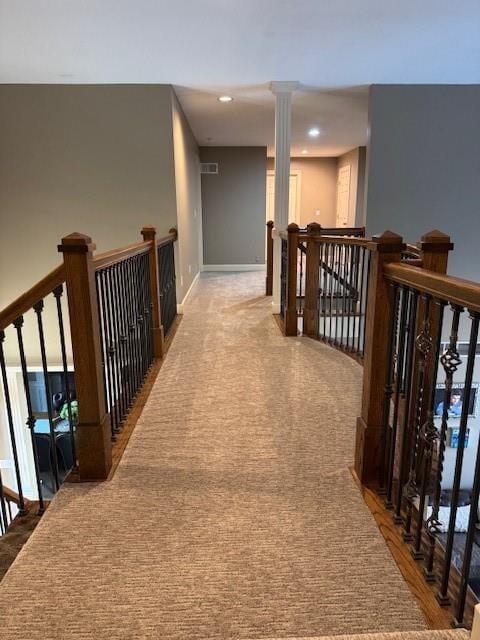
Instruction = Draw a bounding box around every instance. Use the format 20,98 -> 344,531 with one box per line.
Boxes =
424,304 -> 462,581
412,300 -> 445,560
403,295 -> 433,541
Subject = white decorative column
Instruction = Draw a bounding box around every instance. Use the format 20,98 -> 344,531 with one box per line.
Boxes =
270,81 -> 298,313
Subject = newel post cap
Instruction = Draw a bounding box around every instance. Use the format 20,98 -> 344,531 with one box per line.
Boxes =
266,220 -> 274,228
287,222 -> 300,233
58,232 -> 95,254
419,229 -> 454,252
306,222 -> 322,235
371,230 -> 405,253
141,225 -> 157,241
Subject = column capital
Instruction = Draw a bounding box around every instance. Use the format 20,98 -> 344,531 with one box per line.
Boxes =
270,81 -> 299,95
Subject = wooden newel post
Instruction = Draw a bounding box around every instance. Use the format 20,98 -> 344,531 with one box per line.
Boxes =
285,222 -> 300,336
58,233 -> 112,481
355,230 -> 405,485
303,222 -> 322,338
141,226 -> 164,358
266,220 -> 274,296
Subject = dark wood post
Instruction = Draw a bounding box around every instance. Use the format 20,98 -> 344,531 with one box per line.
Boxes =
355,230 -> 405,485
58,233 -> 112,480
285,222 -> 300,336
303,222 -> 322,337
266,220 -> 274,296
141,225 -> 164,358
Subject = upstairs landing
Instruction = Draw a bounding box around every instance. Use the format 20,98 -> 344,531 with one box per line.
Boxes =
0,272 -> 428,639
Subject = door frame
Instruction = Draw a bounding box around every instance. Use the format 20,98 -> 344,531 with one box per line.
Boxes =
266,170 -> 302,225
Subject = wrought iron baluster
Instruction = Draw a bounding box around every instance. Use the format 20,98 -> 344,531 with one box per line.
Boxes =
0,331 -> 26,514
97,270 -> 115,439
33,300 -> 60,492
412,299 -> 444,560
424,304 -> 462,581
340,244 -> 347,348
438,310 -> 479,605
345,244 -> 352,351
120,259 -> 134,407
110,264 -> 126,422
356,247 -> 367,355
394,290 -> 418,524
53,285 -> 77,469
14,316 -> 45,513
113,263 -> 128,417
107,266 -> 122,431
455,314 -> 480,625
334,244 -> 340,345
327,243 -> 334,343
321,242 -> 327,340
361,250 -> 371,356
403,295 -> 433,540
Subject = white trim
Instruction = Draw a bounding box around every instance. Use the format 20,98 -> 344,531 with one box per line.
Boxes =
202,264 -> 266,272
177,271 -> 200,314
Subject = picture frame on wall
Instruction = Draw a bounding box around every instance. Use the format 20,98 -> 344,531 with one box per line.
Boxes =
434,383 -> 479,419
448,427 -> 470,449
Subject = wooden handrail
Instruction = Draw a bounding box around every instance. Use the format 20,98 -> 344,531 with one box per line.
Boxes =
93,240 -> 152,270
156,229 -> 178,249
384,262 -> 480,312
2,485 -> 25,506
403,243 -> 421,258
298,225 -> 366,237
0,264 -> 65,331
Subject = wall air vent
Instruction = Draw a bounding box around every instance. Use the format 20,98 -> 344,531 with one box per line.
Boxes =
200,162 -> 218,175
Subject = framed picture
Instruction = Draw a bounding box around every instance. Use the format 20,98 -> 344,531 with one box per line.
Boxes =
448,427 -> 470,449
434,383 -> 478,419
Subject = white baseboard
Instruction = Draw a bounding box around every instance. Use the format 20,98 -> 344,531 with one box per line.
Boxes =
177,271 -> 200,314
271,302 -> 281,314
202,264 -> 266,272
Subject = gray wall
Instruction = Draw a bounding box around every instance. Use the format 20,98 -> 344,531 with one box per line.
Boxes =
365,85 -> 480,491
0,84 -> 178,308
200,147 -> 267,266
365,84 -> 480,281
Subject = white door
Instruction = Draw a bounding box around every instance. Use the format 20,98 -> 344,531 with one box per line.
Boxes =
336,165 -> 351,227
266,173 -> 300,224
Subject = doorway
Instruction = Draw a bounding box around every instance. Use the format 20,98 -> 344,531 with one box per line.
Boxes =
266,170 -> 301,225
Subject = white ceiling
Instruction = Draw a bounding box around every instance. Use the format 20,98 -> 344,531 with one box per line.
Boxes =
1,0 -> 479,156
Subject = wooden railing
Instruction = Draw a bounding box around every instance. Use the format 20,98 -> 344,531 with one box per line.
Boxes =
0,225 -> 177,534
265,220 -> 365,298
275,222 -> 373,359
275,222 -> 480,626
355,229 -> 480,628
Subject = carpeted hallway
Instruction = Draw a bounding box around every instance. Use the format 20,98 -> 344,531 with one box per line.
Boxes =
0,272 -> 429,639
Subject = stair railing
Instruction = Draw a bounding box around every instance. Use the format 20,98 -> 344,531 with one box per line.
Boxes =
356,229 -> 480,627
277,221 -> 373,354
0,225 -> 177,534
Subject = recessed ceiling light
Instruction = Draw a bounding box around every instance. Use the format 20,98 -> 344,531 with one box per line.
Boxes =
308,127 -> 320,137
301,149 -> 309,155
218,95 -> 233,103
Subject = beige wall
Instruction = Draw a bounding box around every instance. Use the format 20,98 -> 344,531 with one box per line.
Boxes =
171,92 -> 202,303
267,157 -> 337,227
201,147 -> 267,266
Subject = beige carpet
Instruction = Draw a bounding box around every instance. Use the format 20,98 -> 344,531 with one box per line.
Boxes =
0,272 -> 429,639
